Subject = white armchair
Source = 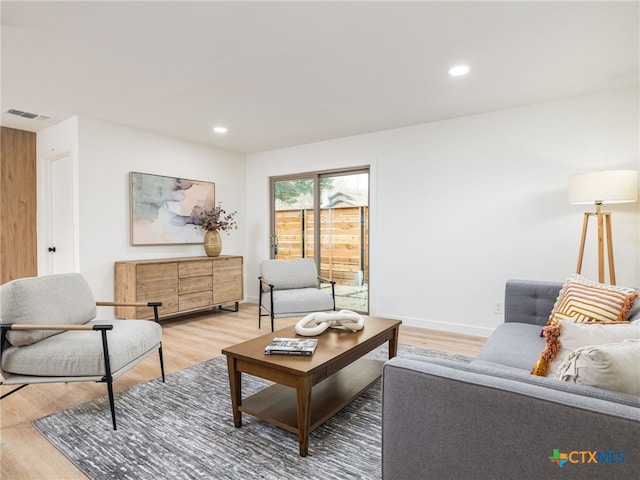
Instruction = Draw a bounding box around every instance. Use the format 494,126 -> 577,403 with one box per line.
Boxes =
259,258 -> 336,332
0,273 -> 164,430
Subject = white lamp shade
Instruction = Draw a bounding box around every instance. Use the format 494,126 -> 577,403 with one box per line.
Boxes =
568,170 -> 638,205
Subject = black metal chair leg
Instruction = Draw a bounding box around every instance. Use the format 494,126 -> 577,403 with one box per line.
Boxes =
106,377 -> 116,430
269,286 -> 275,332
98,327 -> 117,430
258,279 -> 263,329
148,302 -> 166,384
158,344 -> 166,383
331,281 -> 336,310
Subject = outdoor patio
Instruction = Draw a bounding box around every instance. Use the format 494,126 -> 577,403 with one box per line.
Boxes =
322,283 -> 368,313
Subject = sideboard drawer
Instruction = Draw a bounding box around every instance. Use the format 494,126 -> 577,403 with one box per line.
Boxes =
179,275 -> 213,295
179,260 -> 212,278
179,291 -> 214,311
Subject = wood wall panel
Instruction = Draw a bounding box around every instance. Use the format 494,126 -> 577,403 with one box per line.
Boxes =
0,127 -> 37,284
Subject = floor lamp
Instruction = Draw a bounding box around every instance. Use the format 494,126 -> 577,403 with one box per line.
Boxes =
569,170 -> 638,285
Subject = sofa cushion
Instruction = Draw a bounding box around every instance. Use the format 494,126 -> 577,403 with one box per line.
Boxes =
504,279 -> 562,326
554,339 -> 640,396
547,274 -> 638,325
474,323 -> 546,371
532,319 -> 640,377
1,273 -> 97,346
1,319 -> 162,377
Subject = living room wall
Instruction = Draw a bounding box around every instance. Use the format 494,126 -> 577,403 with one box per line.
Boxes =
37,117 -> 246,307
245,87 -> 639,336
33,87 -> 638,336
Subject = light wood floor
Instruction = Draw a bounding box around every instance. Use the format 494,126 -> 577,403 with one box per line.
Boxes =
0,304 -> 486,479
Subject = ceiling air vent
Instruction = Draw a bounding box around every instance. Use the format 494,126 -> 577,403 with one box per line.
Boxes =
4,108 -> 51,121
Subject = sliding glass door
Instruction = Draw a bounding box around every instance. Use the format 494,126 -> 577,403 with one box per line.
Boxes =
271,168 -> 369,313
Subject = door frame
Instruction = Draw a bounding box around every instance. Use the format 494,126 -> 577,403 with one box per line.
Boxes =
270,166 -> 370,312
40,146 -> 78,275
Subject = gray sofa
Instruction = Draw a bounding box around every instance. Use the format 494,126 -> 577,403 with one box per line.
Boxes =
382,279 -> 640,480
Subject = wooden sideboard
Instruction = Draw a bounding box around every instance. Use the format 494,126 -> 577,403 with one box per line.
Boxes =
114,256 -> 243,319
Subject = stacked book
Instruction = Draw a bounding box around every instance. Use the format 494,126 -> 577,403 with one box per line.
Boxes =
264,337 -> 318,356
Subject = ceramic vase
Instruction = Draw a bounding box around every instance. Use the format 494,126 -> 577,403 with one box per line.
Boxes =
204,230 -> 222,257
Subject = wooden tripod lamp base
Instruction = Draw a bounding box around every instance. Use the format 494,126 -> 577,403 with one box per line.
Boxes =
569,170 -> 638,287
575,204 -> 615,285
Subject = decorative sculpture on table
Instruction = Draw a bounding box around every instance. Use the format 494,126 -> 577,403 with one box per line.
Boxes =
295,309 -> 364,336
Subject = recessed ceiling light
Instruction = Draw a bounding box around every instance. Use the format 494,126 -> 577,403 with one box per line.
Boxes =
449,65 -> 470,77
213,126 -> 228,134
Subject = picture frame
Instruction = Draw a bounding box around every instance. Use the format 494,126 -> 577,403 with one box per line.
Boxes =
130,172 -> 215,245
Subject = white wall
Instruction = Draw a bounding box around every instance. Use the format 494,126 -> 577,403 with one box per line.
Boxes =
245,87 -> 640,337
38,117 -> 246,311
35,88 -> 638,335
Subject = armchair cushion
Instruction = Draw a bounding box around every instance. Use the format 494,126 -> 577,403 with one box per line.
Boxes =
260,258 -> 319,290
267,288 -> 335,317
1,273 -> 97,346
1,319 -> 161,378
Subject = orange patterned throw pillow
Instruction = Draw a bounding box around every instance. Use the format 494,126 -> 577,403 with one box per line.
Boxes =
546,274 -> 638,325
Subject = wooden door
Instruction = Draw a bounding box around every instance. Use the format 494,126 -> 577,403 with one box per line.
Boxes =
0,127 -> 37,283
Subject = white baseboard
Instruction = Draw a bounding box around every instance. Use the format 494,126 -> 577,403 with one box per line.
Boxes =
375,312 -> 494,338
243,298 -> 494,338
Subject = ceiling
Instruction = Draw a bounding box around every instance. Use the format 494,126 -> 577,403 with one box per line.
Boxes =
1,1 -> 638,154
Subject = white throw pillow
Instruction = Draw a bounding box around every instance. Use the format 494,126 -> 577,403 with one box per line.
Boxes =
533,319 -> 640,377
554,340 -> 640,396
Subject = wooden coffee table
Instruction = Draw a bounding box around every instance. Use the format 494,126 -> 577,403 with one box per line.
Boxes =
222,316 -> 401,456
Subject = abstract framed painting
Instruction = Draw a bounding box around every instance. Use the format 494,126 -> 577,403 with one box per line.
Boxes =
130,172 -> 215,245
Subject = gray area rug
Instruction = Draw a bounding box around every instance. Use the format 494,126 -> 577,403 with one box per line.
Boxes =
33,344 -> 470,480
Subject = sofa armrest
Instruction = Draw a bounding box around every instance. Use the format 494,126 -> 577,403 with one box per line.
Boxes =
382,357 -> 640,480
504,279 -> 562,326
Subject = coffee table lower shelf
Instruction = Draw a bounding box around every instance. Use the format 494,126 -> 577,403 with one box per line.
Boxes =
239,357 -> 383,435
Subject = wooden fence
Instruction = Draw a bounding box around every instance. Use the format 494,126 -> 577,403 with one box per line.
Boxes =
275,206 -> 369,286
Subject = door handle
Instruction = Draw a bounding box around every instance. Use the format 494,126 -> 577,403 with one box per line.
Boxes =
48,246 -> 56,253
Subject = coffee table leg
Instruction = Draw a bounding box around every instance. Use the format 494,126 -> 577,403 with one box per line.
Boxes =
389,325 -> 400,359
226,356 -> 242,428
296,376 -> 313,456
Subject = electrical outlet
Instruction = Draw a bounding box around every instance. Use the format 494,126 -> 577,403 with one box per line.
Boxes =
494,300 -> 504,314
